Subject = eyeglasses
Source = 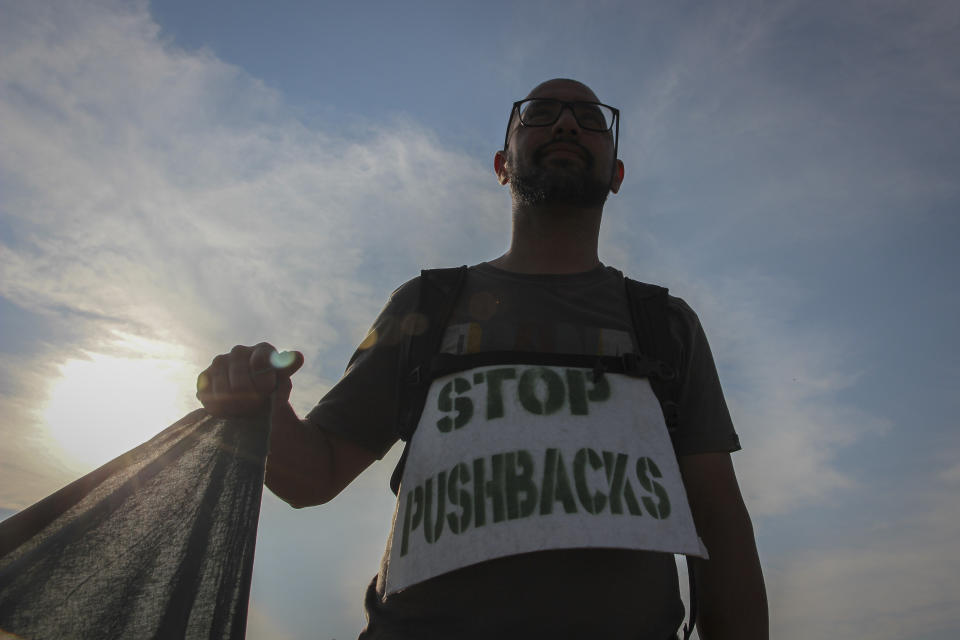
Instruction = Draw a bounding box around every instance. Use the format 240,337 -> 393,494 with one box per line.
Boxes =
503,98 -> 620,154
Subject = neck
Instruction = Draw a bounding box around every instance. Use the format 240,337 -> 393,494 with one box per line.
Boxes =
489,202 -> 603,274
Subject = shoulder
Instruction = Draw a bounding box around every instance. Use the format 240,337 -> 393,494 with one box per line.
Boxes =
665,294 -> 704,343
618,271 -> 704,344
388,266 -> 472,306
353,276 -> 422,352
386,276 -> 421,310
381,266 -> 469,320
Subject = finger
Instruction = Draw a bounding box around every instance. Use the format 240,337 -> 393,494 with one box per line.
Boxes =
249,342 -> 279,395
196,369 -> 214,408
196,370 -> 212,396
209,354 -> 231,396
197,355 -> 231,415
227,344 -> 257,394
271,374 -> 294,407
249,342 -> 277,371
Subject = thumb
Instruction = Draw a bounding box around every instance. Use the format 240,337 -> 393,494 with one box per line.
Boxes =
271,374 -> 295,408
270,349 -> 305,378
268,350 -> 303,408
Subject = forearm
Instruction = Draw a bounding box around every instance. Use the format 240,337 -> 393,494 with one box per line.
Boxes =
264,399 -> 378,508
693,502 -> 768,639
679,453 -> 768,640
264,401 -> 337,508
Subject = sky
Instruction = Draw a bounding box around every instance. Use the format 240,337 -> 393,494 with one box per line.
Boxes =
0,0 -> 958,638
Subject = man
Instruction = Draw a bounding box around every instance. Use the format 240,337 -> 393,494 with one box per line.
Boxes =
198,79 -> 768,639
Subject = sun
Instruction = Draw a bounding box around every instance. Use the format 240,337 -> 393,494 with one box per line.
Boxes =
42,336 -> 199,472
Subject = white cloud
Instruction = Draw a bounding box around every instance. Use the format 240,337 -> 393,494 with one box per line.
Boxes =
599,220 -> 892,516
0,350 -> 82,507
615,0 -> 959,264
691,273 -> 891,515
940,461 -> 960,484
0,0 -> 505,505
766,468 -> 960,639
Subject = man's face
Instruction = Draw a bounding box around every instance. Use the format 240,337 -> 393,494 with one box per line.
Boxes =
497,80 -> 623,209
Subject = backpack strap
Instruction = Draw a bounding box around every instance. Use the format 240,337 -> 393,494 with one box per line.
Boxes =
623,277 -> 683,443
623,276 -> 698,637
427,350 -> 673,381
683,560 -> 699,640
390,266 -> 468,494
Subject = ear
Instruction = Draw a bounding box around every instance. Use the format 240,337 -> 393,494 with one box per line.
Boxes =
494,150 -> 510,185
609,160 -> 625,194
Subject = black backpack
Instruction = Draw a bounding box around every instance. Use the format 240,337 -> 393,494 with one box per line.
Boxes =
389,265 -> 698,639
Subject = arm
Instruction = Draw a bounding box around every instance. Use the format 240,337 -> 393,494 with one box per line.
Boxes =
679,452 -> 768,640
264,397 -> 377,507
197,342 -> 377,508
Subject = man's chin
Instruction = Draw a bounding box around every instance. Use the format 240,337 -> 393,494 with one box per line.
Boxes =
510,176 -> 609,209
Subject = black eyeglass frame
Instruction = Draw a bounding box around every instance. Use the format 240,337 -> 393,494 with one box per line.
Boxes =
502,99 -> 620,159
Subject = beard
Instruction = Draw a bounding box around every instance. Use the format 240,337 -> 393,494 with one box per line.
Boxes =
507,144 -> 611,209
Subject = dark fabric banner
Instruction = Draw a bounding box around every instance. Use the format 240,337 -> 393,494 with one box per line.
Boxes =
0,409 -> 269,639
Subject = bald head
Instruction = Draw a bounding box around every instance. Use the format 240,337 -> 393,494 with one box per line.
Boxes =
525,78 -> 601,102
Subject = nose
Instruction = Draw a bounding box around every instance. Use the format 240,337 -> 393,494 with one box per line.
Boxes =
552,104 -> 580,137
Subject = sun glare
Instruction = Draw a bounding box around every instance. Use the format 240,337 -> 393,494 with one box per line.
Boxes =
42,337 -> 199,471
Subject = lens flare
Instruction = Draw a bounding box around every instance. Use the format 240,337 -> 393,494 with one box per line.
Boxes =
269,350 -> 297,369
358,329 -> 378,350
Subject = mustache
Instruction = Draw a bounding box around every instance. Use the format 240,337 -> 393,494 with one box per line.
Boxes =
533,140 -> 594,166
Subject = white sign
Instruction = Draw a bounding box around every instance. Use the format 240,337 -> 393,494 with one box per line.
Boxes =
382,365 -> 707,595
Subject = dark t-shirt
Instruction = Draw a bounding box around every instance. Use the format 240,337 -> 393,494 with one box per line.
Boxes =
306,263 -> 740,639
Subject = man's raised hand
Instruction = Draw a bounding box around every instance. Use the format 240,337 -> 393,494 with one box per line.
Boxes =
196,342 -> 304,417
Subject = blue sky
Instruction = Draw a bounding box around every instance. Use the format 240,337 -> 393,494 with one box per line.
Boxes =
1,0 -> 958,638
